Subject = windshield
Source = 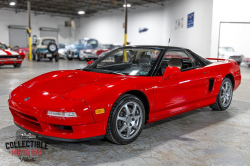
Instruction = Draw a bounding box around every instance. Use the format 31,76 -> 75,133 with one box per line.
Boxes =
42,39 -> 56,45
84,48 -> 161,76
220,47 -> 234,52
74,39 -> 86,45
0,44 -> 7,49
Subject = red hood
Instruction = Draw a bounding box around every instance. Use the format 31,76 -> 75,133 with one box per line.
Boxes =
20,70 -> 125,97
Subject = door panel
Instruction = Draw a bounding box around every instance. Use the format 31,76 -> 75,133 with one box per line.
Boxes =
153,68 -> 208,117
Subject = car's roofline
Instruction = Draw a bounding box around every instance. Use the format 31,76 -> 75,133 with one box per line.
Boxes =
38,37 -> 57,41
119,45 -> 186,50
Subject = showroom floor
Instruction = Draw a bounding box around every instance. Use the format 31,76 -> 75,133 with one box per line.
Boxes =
0,59 -> 250,166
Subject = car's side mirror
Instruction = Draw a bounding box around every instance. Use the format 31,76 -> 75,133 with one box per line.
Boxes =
87,60 -> 94,65
163,67 -> 181,80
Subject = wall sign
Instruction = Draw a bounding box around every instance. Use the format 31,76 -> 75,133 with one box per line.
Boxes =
187,12 -> 194,28
175,18 -> 183,30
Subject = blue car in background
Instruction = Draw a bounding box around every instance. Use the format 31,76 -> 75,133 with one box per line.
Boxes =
65,38 -> 99,60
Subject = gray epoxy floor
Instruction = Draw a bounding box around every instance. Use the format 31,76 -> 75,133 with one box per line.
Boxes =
0,59 -> 250,166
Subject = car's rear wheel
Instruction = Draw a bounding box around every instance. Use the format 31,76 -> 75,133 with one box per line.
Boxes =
36,53 -> 40,62
55,56 -> 59,62
209,78 -> 233,111
32,53 -> 36,60
106,94 -> 145,144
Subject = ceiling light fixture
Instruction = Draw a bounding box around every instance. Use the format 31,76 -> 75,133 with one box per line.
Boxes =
78,11 -> 85,15
123,4 -> 131,7
9,1 -> 16,6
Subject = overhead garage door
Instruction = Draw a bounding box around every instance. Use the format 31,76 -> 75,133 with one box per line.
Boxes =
40,27 -> 59,41
9,26 -> 29,48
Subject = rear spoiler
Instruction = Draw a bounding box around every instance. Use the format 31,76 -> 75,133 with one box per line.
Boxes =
206,58 -> 226,61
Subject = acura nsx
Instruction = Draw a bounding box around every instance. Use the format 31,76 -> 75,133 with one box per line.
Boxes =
9,46 -> 241,144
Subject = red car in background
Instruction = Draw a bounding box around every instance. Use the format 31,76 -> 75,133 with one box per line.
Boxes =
0,42 -> 25,68
8,46 -> 241,144
96,44 -> 122,56
12,46 -> 30,57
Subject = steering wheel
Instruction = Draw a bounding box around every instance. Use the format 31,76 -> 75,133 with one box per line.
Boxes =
139,62 -> 151,67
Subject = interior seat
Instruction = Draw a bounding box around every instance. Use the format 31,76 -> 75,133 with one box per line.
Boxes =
168,58 -> 183,70
139,54 -> 151,72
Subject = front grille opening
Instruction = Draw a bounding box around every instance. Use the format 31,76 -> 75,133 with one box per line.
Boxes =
11,108 -> 39,123
56,125 -> 73,131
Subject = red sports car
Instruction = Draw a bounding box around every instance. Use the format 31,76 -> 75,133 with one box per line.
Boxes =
8,46 -> 241,144
0,42 -> 25,68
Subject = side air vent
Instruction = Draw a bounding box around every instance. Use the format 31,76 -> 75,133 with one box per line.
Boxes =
209,78 -> 214,91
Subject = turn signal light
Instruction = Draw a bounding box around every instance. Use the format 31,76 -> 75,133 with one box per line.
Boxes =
47,111 -> 77,117
95,109 -> 105,115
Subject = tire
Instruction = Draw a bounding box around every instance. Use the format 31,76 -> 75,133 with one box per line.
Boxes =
79,57 -> 85,61
106,94 -> 145,145
209,78 -> 233,111
13,64 -> 21,68
66,52 -> 73,60
32,53 -> 36,60
55,56 -> 59,62
36,53 -> 40,62
49,58 -> 53,61
47,43 -> 57,54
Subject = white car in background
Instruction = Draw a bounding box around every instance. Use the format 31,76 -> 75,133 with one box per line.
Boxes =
58,43 -> 68,59
219,47 -> 243,65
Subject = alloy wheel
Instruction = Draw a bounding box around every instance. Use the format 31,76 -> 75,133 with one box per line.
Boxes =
220,81 -> 232,107
116,101 -> 143,139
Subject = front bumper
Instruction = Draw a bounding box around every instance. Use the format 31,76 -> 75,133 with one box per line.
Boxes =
67,51 -> 79,59
38,53 -> 58,59
15,122 -> 105,142
0,59 -> 23,65
9,98 -> 107,141
80,53 -> 98,59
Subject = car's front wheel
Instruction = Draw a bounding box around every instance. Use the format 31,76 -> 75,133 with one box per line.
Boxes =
209,78 -> 233,111
13,64 -> 21,68
106,94 -> 145,144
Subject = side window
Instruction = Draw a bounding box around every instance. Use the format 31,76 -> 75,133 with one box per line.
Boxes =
157,50 -> 194,76
87,39 -> 98,49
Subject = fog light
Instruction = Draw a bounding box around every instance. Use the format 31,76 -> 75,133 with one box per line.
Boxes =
47,111 -> 77,117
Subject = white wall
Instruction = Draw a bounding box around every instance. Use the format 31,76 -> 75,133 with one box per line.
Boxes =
0,10 -> 76,46
163,0 -> 213,57
79,4 -> 164,45
78,0 -> 213,57
210,0 -> 250,58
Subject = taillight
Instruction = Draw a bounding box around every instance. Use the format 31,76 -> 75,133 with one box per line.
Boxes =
54,53 -> 59,55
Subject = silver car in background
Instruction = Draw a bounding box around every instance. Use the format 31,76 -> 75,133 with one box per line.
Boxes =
219,47 -> 243,65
